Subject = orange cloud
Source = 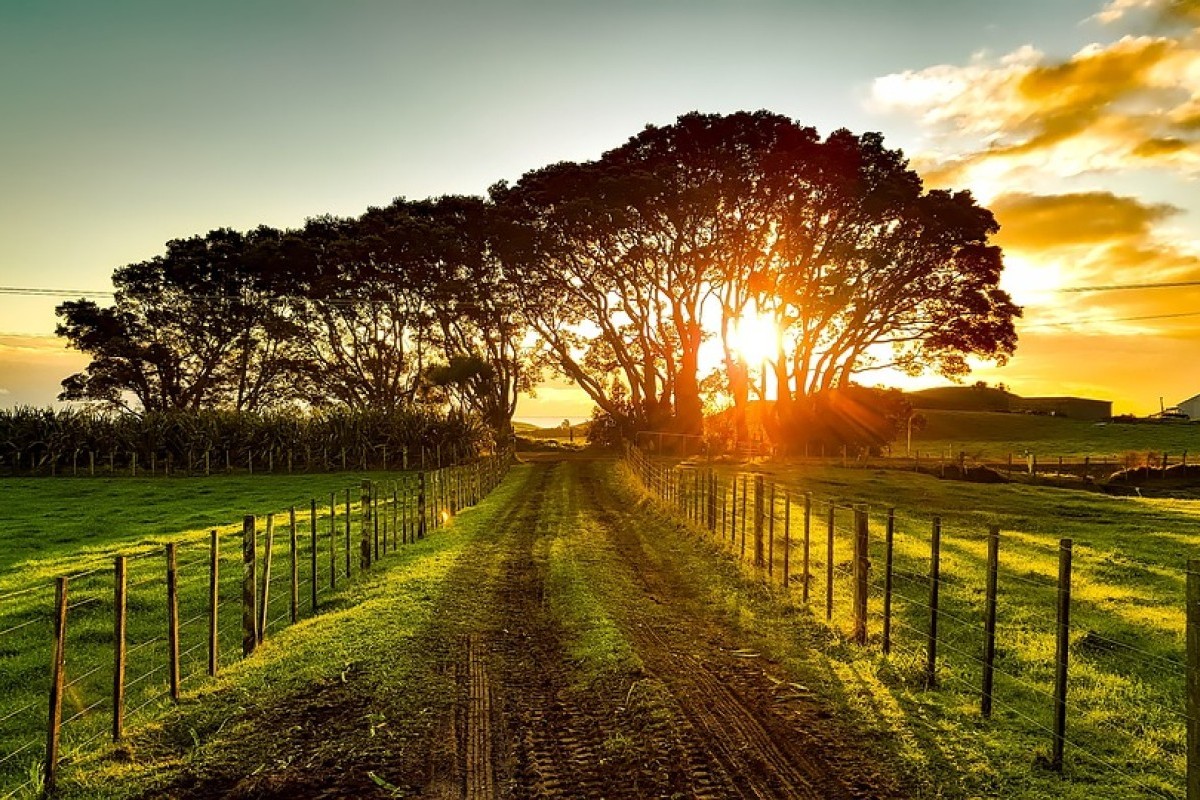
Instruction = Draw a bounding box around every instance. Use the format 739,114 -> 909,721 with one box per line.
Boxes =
982,192 -> 1200,333
991,191 -> 1180,250
1097,0 -> 1200,26
872,33 -> 1200,187
0,335 -> 87,407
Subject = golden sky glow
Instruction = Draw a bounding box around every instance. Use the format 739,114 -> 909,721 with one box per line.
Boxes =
3,1 -> 1200,417
866,0 -> 1200,413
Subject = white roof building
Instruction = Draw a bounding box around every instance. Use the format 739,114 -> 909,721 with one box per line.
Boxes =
1177,394 -> 1200,420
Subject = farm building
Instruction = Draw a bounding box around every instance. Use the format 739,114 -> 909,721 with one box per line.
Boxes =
1178,393 -> 1200,419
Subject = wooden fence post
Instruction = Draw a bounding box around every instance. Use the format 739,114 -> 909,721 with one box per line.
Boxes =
753,475 -> 765,568
166,542 -> 180,701
418,472 -> 427,539
361,480 -> 372,570
344,489 -> 352,576
45,576 -> 68,794
392,483 -> 399,550
310,499 -> 318,612
289,506 -> 299,624
208,530 -> 218,676
982,525 -> 1000,718
883,509 -> 894,655
402,477 -> 410,545
1187,558 -> 1200,800
258,515 -> 274,641
243,515 -> 257,656
708,471 -> 717,532
329,492 -> 337,589
825,505 -> 835,622
729,479 -> 736,546
113,557 -> 127,740
782,491 -> 791,588
853,506 -> 869,645
740,475 -> 748,559
373,484 -> 381,559
767,484 -> 776,578
803,493 -> 812,603
925,516 -> 942,688
1051,538 -> 1073,771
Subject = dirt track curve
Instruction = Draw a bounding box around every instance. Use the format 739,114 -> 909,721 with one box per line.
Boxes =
147,458 -> 901,799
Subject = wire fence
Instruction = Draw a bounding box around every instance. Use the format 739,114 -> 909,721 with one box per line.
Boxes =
783,445 -> 1197,488
624,443 -> 1192,798
0,448 -> 512,798
2,441 -> 480,479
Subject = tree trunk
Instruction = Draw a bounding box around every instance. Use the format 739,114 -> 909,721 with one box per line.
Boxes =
674,349 -> 704,437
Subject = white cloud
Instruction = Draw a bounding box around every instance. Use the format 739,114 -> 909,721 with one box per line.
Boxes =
870,33 -> 1200,188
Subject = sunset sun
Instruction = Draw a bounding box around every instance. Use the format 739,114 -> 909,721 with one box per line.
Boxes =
728,308 -> 779,366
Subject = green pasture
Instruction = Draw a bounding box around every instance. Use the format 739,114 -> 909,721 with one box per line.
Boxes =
0,472 -> 410,583
678,457 -> 1200,798
53,464 -> 525,799
906,409 -> 1200,460
0,470 -> 427,796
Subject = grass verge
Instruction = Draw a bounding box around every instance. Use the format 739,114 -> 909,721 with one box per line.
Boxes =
631,456 -> 1191,798
49,464 -> 529,799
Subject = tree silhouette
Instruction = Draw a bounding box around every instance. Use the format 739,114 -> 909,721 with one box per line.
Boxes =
53,111 -> 1020,451
56,228 -> 297,413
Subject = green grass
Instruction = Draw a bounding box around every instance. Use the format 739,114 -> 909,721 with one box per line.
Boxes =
647,454 -> 1197,798
908,409 -> 1200,459
0,468 -> 461,797
50,464 -> 526,799
540,464 -> 642,692
0,472 -> 412,579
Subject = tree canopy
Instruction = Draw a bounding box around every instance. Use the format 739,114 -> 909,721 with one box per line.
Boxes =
57,111 -> 1020,450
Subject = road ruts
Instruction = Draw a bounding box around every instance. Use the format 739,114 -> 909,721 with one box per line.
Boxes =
575,460 -> 889,800
481,462 -> 623,799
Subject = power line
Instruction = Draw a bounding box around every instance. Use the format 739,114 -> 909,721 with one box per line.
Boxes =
1020,309 -> 1200,329
0,286 -> 114,297
1057,280 -> 1200,293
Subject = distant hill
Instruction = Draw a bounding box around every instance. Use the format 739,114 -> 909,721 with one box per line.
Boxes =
907,386 -> 1112,421
908,386 -> 1014,412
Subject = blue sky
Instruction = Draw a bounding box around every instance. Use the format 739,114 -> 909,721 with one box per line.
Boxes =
2,0 -> 1196,415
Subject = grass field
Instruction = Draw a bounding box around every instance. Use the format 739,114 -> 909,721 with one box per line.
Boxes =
0,469 -> 440,797
907,410 -> 1200,460
4,442 -> 1199,797
0,472 -> 416,582
661,453 -> 1200,797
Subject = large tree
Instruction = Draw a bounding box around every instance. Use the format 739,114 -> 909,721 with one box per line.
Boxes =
56,227 -> 298,413
494,161 -> 682,435
755,129 -> 1020,444
261,213 -> 437,413
498,112 -> 1018,445
408,195 -> 541,436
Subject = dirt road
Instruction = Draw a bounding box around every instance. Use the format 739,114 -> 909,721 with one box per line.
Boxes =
138,459 -> 903,799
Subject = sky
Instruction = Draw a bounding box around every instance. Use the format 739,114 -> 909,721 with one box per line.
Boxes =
1,0 -> 1198,419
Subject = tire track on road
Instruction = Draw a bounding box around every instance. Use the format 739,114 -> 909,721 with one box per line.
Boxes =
576,460 -> 895,800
